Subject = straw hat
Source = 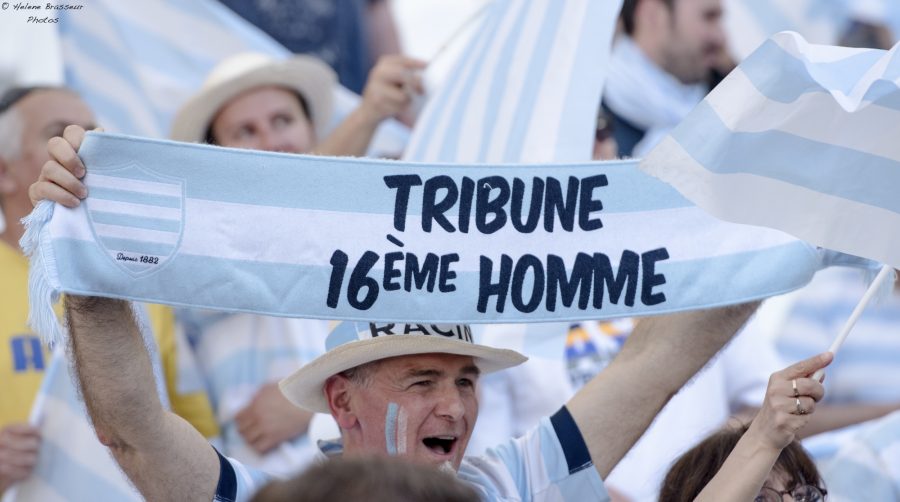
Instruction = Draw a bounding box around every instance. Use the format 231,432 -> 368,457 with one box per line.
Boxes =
280,322 -> 527,413
170,52 -> 336,143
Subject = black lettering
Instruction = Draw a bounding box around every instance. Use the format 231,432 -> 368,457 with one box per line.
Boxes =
477,255 -> 513,313
511,254 -> 544,313
546,253 -> 594,311
510,177 -> 543,233
438,253 -> 459,293
431,325 -> 459,337
578,175 -> 607,231
641,248 -> 669,306
543,176 -> 579,232
458,177 -> 475,233
384,175 -> 422,231
475,176 -> 509,234
327,250 -> 349,308
592,251 -> 639,308
404,324 -> 430,335
369,323 -> 396,336
383,252 -> 403,291
347,251 -> 380,310
404,253 -> 439,292
422,175 -> 458,232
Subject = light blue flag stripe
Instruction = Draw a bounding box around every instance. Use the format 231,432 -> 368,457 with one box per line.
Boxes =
98,237 -> 177,258
405,0 -> 621,164
89,187 -> 183,208
642,32 -> 900,270
501,2 -> 566,162
670,101 -> 900,212
80,135 -> 691,215
475,3 -> 531,163
741,40 -> 890,105
90,211 -> 183,233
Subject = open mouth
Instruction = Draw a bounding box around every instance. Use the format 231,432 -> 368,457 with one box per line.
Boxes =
422,436 -> 457,455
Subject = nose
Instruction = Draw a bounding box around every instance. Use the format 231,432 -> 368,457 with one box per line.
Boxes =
709,22 -> 726,51
434,386 -> 466,421
258,128 -> 281,153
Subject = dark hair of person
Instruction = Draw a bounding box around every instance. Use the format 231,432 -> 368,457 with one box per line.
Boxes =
0,86 -> 61,114
658,423 -> 824,502
250,456 -> 480,502
620,0 -> 675,35
204,89 -> 313,145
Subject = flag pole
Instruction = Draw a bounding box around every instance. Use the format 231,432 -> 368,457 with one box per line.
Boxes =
813,264 -> 894,381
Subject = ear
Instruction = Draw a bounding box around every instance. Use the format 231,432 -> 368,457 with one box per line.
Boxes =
324,375 -> 358,430
0,158 -> 15,196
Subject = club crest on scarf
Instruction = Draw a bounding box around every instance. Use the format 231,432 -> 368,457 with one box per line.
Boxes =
83,164 -> 185,277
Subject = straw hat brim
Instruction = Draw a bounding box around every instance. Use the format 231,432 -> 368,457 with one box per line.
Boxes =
280,336 -> 527,414
170,56 -> 336,143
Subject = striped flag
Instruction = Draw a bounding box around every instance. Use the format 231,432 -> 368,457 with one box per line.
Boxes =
57,0 -> 408,151
404,0 -> 621,163
641,31 -> 900,269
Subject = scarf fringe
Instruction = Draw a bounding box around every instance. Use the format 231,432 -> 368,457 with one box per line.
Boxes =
20,201 -> 65,346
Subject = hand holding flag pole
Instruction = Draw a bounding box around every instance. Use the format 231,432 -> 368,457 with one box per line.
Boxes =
812,265 -> 895,382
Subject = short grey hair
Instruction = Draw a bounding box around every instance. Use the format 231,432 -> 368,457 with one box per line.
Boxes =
338,360 -> 383,387
0,106 -> 23,162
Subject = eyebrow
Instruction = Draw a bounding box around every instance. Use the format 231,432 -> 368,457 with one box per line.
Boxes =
403,365 -> 481,379
404,368 -> 444,379
461,365 -> 481,378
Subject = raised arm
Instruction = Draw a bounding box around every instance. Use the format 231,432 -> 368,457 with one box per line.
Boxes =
313,55 -> 424,157
567,302 -> 759,478
695,352 -> 831,501
34,128 -> 218,501
66,296 -> 218,502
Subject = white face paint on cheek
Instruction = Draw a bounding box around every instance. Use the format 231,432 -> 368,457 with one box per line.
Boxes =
384,402 -> 408,456
396,406 -> 408,455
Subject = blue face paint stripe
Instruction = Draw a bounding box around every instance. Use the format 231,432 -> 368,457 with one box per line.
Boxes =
385,402 -> 400,456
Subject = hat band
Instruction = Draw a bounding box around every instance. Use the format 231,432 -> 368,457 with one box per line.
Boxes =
336,322 -> 475,352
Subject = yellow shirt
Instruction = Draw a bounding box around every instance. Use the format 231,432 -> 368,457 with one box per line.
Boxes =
0,242 -> 218,437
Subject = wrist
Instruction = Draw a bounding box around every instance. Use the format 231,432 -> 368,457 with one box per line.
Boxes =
351,103 -> 384,130
743,421 -> 787,457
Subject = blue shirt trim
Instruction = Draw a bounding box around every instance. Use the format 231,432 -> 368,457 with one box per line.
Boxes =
550,406 -> 594,474
213,447 -> 237,502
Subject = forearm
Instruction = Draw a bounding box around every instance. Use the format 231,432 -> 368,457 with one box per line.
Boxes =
798,402 -> 900,438
313,108 -> 379,157
695,426 -> 780,502
568,302 -> 759,477
66,296 -> 164,449
66,296 -> 218,501
367,0 -> 402,59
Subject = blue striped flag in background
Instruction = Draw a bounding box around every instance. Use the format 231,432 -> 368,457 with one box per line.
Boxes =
404,0 -> 621,163
642,31 -> 900,269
